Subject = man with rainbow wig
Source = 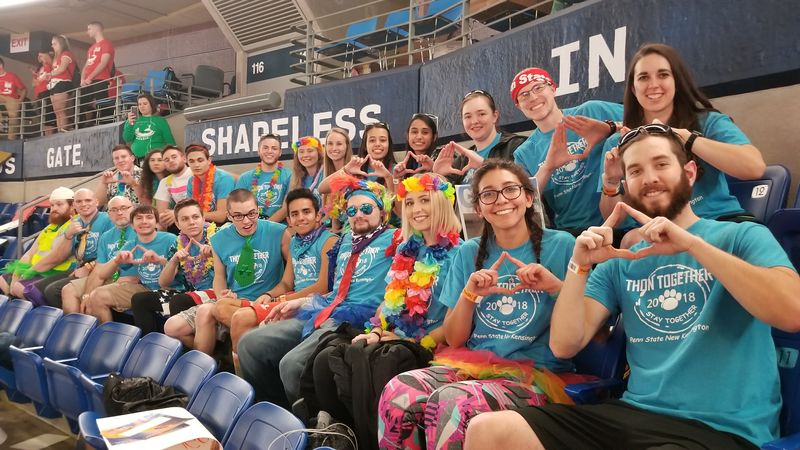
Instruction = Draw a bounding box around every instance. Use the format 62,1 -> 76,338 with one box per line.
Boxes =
238,174 -> 400,407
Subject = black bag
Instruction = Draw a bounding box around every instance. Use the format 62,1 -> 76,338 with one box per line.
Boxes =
103,373 -> 188,416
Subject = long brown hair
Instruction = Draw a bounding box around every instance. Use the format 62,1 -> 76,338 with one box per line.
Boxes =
470,159 -> 543,271
623,43 -> 718,130
140,149 -> 165,202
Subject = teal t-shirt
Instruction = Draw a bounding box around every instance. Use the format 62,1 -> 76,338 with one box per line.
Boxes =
462,132 -> 502,185
210,219 -> 287,300
72,212 -> 114,262
601,111 -> 749,221
290,229 -> 336,292
185,169 -> 236,212
438,230 -> 575,371
585,219 -> 793,445
514,100 -> 623,230
164,234 -> 215,291
96,225 -> 133,264
234,165 -> 293,218
419,242 -> 460,333
330,229 -> 396,309
118,231 -> 177,289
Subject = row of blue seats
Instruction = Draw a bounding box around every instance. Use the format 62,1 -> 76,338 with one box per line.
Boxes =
0,203 -> 50,237
0,298 -> 310,449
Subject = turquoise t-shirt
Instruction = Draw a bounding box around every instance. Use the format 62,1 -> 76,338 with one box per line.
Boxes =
514,100 -> 623,230
586,219 -> 793,445
118,231 -> 177,289
235,165 -> 293,218
185,169 -> 236,212
164,235 -> 215,291
290,229 -> 337,291
419,242 -> 460,333
438,230 -> 575,371
330,229 -> 396,309
462,132 -> 502,185
72,212 -> 114,262
96,225 -> 133,264
601,111 -> 749,221
210,219 -> 287,300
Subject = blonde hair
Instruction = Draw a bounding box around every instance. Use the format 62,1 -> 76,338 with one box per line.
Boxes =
289,139 -> 324,191
400,173 -> 461,240
323,128 -> 353,177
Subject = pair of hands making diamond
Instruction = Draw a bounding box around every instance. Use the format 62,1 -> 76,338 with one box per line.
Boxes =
112,240 -> 212,266
467,202 -> 701,298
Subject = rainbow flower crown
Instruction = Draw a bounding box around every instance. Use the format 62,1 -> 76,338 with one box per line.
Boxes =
398,173 -> 455,204
291,136 -> 322,153
328,174 -> 394,222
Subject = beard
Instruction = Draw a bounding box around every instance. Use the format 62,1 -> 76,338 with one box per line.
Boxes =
625,172 -> 692,220
48,210 -> 72,226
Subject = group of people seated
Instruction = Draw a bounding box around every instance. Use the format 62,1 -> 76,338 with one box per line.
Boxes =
1,42 -> 799,450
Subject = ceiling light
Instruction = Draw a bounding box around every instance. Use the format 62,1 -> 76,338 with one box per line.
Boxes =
0,0 -> 45,8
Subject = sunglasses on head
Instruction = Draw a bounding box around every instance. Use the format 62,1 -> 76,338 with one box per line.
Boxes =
346,203 -> 375,217
463,89 -> 493,100
364,121 -> 389,131
618,123 -> 675,148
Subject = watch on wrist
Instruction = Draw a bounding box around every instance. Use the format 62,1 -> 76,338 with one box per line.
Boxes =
604,120 -> 617,137
684,131 -> 703,154
568,259 -> 591,276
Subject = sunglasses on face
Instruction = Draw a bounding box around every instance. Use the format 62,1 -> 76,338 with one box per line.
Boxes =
346,203 -> 375,217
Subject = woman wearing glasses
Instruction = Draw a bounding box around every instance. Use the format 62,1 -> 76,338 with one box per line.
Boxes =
600,43 -> 766,223
378,160 -> 589,450
394,113 -> 438,178
434,90 -> 526,185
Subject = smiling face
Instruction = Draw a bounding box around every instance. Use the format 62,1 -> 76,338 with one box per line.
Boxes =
228,199 -> 260,236
176,204 -> 205,240
325,131 -> 348,163
132,212 -> 158,238
347,194 -> 382,235
403,191 -> 432,234
287,197 -> 321,236
297,145 -> 321,172
112,148 -> 135,172
107,197 -> 133,228
407,119 -> 434,154
461,96 -> 499,143
622,135 -> 695,220
632,53 -> 676,122
162,148 -> 185,174
73,189 -> 99,219
258,137 -> 281,167
475,168 -> 532,233
187,151 -> 211,177
515,82 -> 557,123
365,127 -> 390,160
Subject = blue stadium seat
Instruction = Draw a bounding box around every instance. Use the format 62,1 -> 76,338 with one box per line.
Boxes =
42,322 -> 140,432
318,18 -> 379,66
767,208 -> 800,271
0,306 -> 62,402
10,313 -> 97,417
188,372 -> 254,443
223,401 -> 307,450
0,236 -> 19,270
795,185 -> 800,208
414,0 -> 464,38
0,299 -> 33,334
80,332 -> 182,415
565,316 -> 627,404
727,164 -> 790,223
763,329 -> 800,449
78,349 -> 217,449
0,295 -> 7,307
24,207 -> 49,237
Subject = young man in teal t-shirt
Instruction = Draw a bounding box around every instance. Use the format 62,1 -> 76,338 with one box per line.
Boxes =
463,126 -> 800,449
234,134 -> 293,222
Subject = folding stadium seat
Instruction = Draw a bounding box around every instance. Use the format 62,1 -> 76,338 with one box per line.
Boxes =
24,206 -> 49,237
0,306 -> 62,402
222,401 -> 307,450
42,321 -> 140,432
78,349 -> 217,449
0,295 -> 7,307
0,236 -> 19,270
726,164 -> 790,223
564,315 -> 627,404
762,329 -> 800,449
9,313 -> 97,417
414,0 -> 464,39
80,332 -> 182,415
767,208 -> 800,271
318,19 -> 379,76
0,298 -> 33,334
187,372 -> 254,443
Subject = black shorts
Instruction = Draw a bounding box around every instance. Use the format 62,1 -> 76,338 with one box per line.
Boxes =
515,399 -> 758,450
49,80 -> 74,94
80,80 -> 109,111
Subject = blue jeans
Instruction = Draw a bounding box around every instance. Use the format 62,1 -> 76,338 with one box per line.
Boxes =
237,318 -> 337,406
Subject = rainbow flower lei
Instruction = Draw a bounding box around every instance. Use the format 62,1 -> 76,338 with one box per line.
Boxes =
177,222 -> 217,288
192,164 -> 216,212
252,162 -> 283,213
368,230 -> 459,349
397,173 -> 455,205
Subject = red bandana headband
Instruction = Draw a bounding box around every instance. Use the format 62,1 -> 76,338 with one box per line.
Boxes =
510,68 -> 556,104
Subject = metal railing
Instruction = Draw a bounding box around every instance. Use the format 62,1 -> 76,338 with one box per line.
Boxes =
290,0 -> 553,86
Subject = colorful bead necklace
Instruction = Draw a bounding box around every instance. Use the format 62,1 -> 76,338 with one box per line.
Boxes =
252,162 -> 282,213
178,222 -> 217,287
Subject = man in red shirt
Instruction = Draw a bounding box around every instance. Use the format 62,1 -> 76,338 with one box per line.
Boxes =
0,57 -> 27,140
80,21 -> 115,125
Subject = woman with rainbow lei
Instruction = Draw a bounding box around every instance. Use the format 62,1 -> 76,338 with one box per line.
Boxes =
378,160 -> 595,450
307,172 -> 461,447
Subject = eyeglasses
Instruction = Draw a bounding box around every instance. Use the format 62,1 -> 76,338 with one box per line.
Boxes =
618,123 -> 674,148
346,203 -> 375,217
230,210 -> 259,222
516,83 -> 549,100
109,205 -> 132,214
477,184 -> 528,205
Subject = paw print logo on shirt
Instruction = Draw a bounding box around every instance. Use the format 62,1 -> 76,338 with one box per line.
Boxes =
658,289 -> 683,311
498,296 -> 516,315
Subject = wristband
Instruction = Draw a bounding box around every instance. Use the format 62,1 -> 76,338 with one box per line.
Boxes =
462,288 -> 480,303
604,120 -> 617,137
602,183 -> 621,197
568,259 -> 591,276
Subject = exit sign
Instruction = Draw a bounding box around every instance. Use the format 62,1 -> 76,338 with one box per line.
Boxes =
10,33 -> 29,53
